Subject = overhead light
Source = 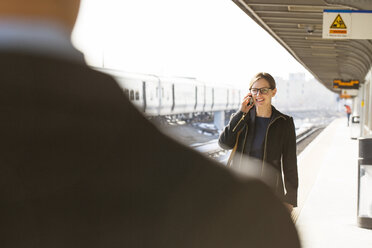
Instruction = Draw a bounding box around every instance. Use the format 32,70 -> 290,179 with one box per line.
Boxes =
310,45 -> 336,49
298,24 -> 322,29
288,5 -> 350,12
311,64 -> 339,69
288,5 -> 325,12
305,36 -> 332,40
312,53 -> 338,57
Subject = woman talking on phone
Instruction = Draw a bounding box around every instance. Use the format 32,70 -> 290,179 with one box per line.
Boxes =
219,72 -> 298,212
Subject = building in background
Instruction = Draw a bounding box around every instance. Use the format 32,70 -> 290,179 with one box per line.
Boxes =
273,73 -> 339,112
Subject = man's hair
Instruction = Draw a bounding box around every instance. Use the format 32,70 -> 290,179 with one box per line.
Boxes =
249,72 -> 276,90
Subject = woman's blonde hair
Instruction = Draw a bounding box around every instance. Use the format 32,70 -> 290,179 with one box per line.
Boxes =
249,72 -> 276,90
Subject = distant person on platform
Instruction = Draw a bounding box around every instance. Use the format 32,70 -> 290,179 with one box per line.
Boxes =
344,104 -> 352,126
219,72 -> 299,212
0,2 -> 301,248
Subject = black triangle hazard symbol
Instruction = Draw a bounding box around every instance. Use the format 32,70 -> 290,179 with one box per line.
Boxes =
330,14 -> 347,29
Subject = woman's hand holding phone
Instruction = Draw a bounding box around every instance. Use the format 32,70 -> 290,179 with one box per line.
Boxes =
240,93 -> 254,113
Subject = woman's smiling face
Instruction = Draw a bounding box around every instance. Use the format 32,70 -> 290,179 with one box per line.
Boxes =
250,78 -> 277,108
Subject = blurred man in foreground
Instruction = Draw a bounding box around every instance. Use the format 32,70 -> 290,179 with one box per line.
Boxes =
0,0 -> 301,247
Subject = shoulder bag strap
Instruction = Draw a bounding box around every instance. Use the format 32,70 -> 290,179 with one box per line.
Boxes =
227,130 -> 242,167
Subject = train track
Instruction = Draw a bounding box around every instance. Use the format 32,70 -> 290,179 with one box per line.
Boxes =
190,139 -> 228,160
296,127 -> 321,143
191,126 -> 321,163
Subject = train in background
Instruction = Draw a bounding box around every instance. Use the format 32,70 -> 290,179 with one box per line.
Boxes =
96,68 -> 242,116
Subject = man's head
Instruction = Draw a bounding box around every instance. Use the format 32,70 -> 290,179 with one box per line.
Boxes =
0,0 -> 81,33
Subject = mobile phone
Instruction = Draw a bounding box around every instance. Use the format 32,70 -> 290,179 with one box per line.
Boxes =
247,97 -> 254,107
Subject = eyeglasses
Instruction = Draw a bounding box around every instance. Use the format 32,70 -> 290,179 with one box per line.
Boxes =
250,87 -> 272,95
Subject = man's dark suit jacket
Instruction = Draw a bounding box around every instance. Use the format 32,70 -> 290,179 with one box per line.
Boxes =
0,52 -> 301,248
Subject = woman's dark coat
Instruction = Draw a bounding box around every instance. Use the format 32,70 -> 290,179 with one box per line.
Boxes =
219,106 -> 298,207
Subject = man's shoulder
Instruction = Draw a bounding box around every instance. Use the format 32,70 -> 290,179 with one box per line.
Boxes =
152,133 -> 277,199
0,51 -> 114,81
1,51 -> 126,105
144,140 -> 301,247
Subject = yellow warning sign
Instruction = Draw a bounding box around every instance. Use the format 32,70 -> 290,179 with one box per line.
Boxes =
330,14 -> 347,29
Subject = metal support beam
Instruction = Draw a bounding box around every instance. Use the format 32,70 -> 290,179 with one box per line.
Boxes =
214,111 -> 225,131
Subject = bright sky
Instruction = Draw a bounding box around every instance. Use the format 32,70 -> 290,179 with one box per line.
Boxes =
72,0 -> 313,87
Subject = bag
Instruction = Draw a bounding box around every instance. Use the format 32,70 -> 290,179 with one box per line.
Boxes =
226,130 -> 242,167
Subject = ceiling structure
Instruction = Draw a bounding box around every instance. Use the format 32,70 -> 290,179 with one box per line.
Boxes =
233,0 -> 372,92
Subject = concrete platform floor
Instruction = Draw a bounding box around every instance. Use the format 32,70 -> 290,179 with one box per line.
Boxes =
295,118 -> 372,248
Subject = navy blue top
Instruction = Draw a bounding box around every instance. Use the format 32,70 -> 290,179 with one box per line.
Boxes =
250,116 -> 271,160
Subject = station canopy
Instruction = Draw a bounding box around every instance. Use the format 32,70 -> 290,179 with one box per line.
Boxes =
233,0 -> 372,92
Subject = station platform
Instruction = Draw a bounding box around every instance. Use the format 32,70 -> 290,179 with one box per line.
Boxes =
294,118 -> 372,247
